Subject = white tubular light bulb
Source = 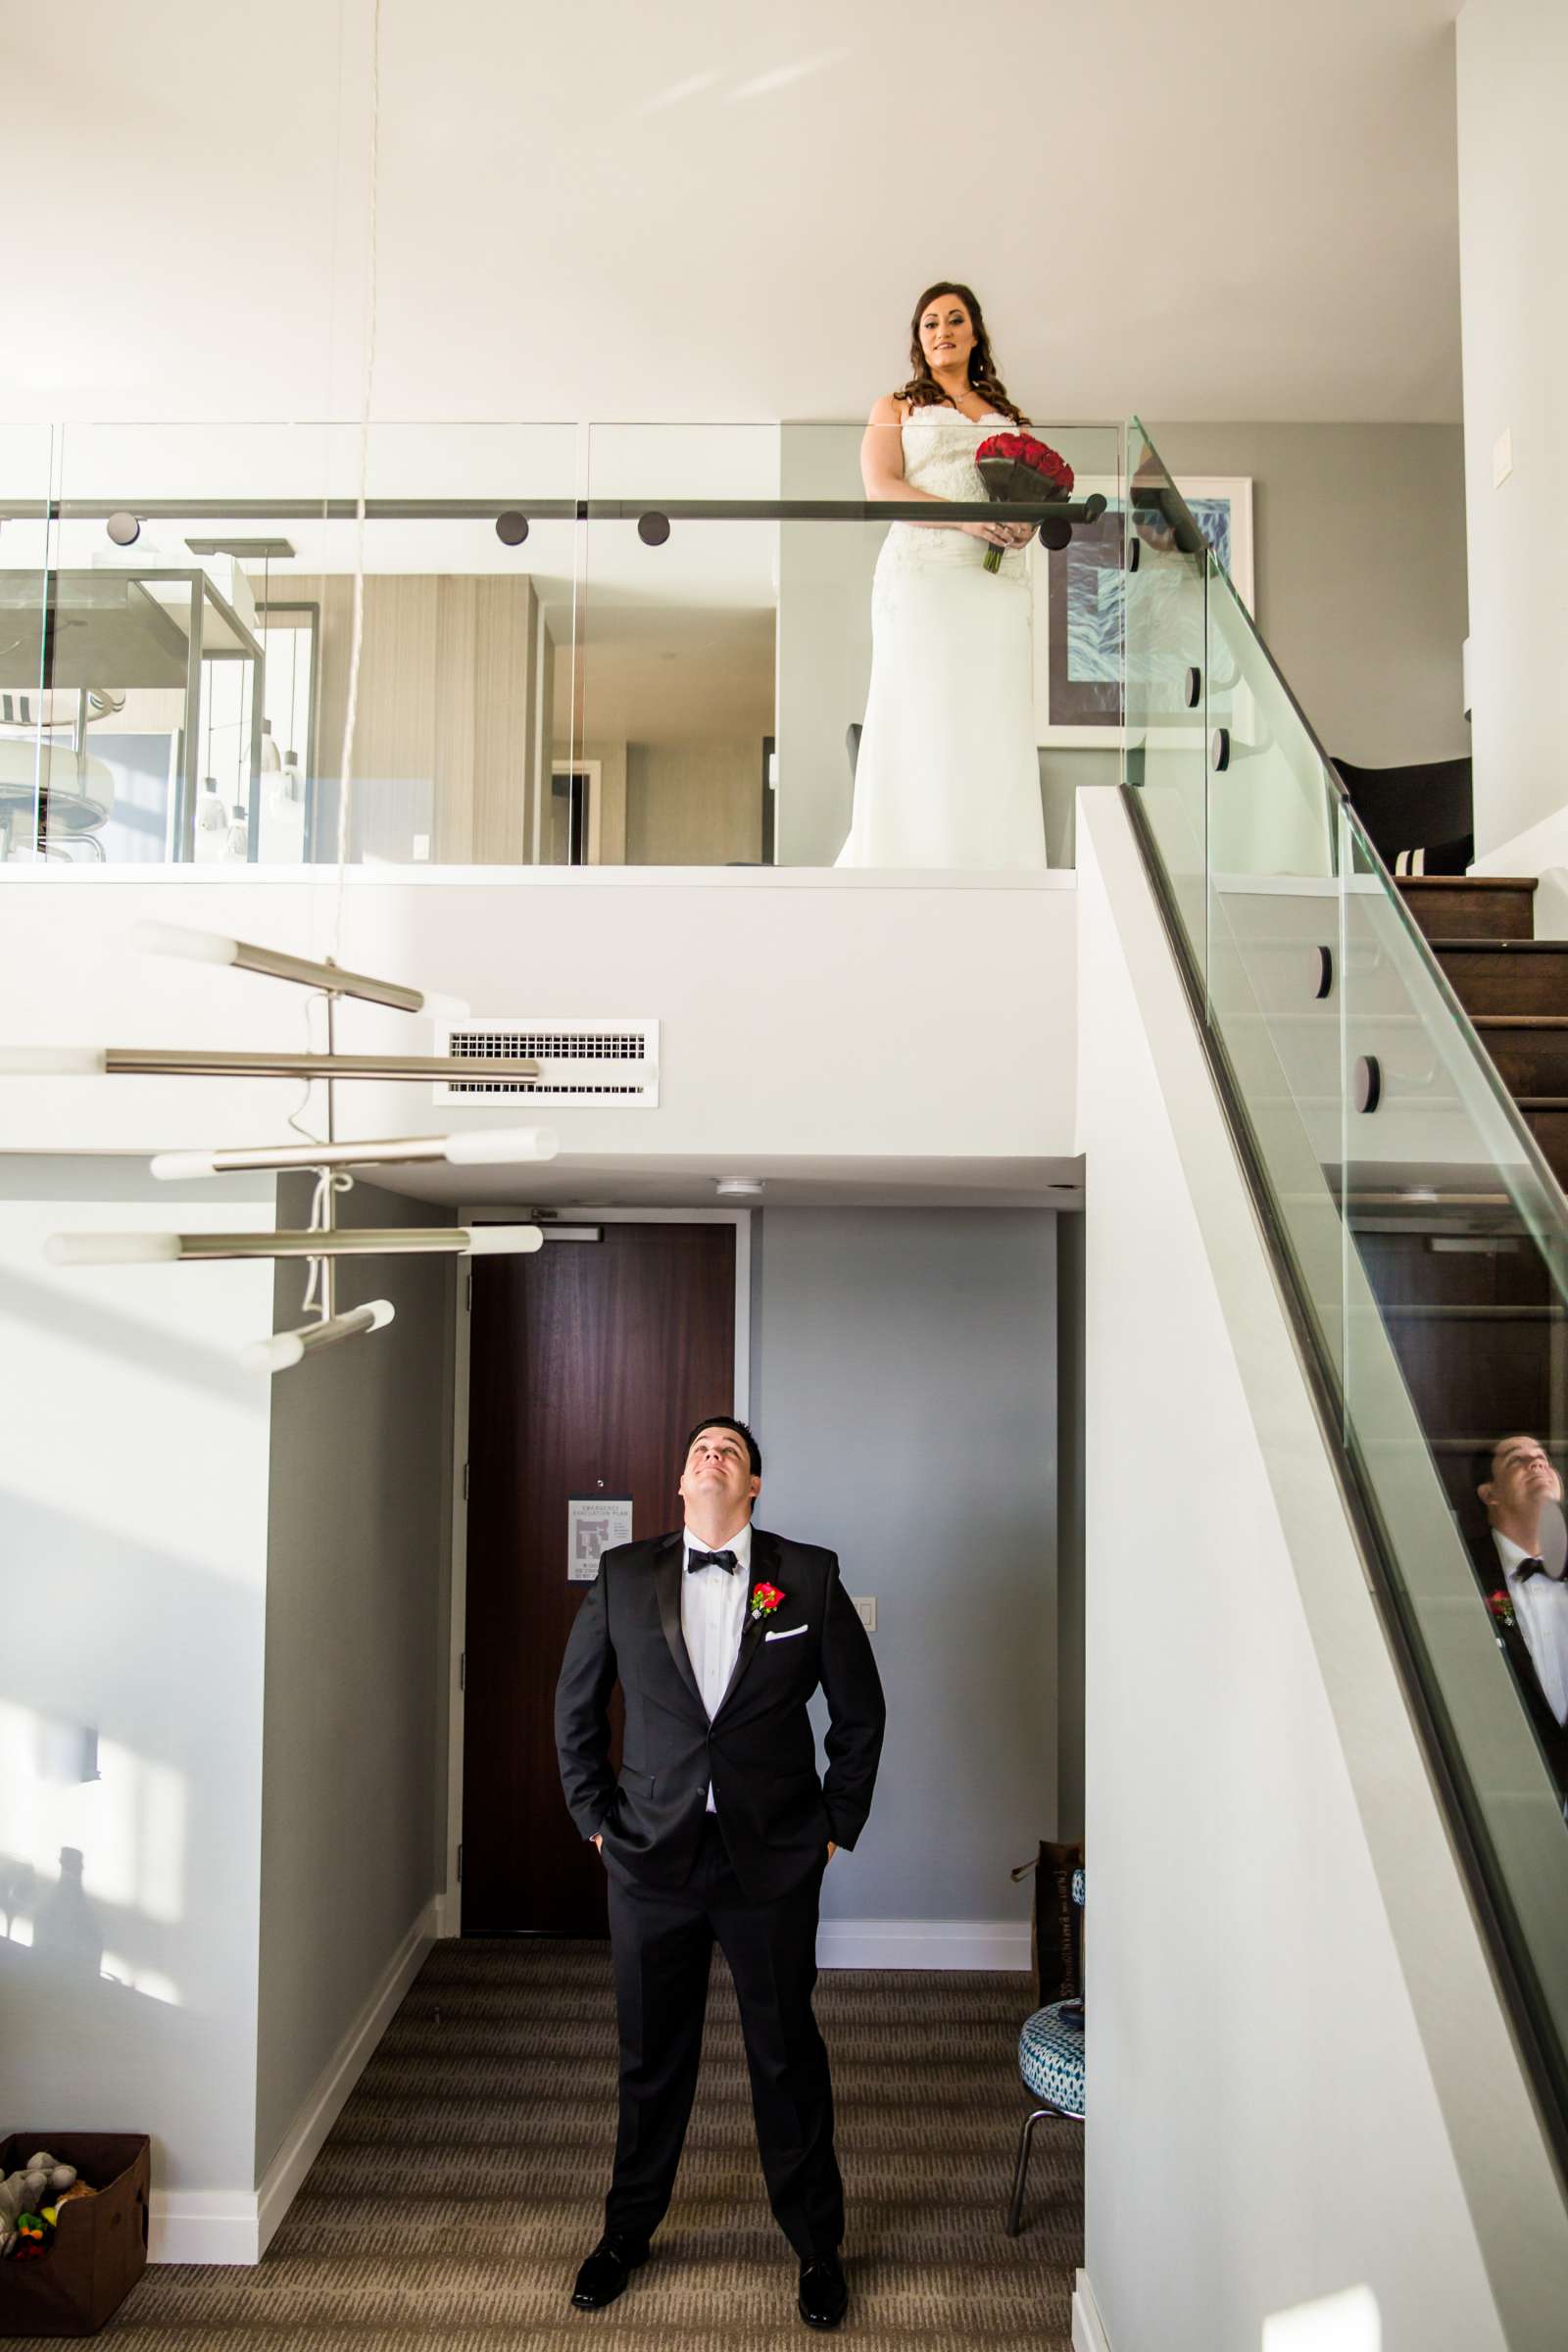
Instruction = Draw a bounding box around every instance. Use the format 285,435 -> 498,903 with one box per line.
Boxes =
45,1232 -> 181,1266
149,1151 -> 220,1181
0,1048 -> 108,1075
129,920 -> 239,967
443,1127 -> 560,1166
245,1330 -> 307,1375
463,1225 -> 544,1255
242,1298 -> 395,1376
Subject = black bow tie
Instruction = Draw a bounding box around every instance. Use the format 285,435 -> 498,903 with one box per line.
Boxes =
1516,1556 -> 1547,1583
686,1548 -> 739,1575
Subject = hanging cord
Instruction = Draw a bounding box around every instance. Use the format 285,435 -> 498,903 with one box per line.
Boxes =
284,989 -> 335,1144
301,1165 -> 356,1322
330,0 -> 381,968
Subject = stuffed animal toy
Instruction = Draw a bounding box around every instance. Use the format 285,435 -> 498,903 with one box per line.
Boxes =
12,2213 -> 48,2262
0,2154 -> 82,2256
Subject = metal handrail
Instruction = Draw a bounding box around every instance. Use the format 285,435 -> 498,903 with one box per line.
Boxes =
0,493 -> 1109,528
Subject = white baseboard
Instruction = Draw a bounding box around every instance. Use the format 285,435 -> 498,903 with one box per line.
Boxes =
1073,2270 -> 1113,2352
147,2188 -> 263,2269
150,1895 -> 439,2266
816,1917 -> 1030,1969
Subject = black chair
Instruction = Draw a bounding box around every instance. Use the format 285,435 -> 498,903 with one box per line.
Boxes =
1331,755 -> 1473,875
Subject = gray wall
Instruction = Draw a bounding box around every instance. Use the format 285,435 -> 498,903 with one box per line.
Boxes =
255,1176 -> 457,2175
782,421 -> 1470,866
1150,421 -> 1470,767
751,1208 -> 1058,1923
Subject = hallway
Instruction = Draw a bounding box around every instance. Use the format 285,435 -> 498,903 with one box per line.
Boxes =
97,1943 -> 1081,2348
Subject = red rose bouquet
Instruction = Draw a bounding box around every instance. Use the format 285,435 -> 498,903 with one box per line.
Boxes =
974,432 -> 1074,572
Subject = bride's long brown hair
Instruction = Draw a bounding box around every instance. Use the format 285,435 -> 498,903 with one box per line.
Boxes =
896,281 -> 1030,424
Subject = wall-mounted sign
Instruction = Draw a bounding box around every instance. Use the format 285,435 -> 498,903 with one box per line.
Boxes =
568,1495 -> 632,1583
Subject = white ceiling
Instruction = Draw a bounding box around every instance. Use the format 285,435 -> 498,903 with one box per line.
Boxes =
4,0 -> 1463,428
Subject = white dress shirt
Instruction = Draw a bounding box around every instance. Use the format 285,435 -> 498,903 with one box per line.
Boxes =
1493,1531 -> 1568,1727
681,1520 -> 753,1813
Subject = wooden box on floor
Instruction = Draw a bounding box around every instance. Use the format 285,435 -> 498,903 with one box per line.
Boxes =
0,2133 -> 149,2338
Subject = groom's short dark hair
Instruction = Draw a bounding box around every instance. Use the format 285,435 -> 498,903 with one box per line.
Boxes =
683,1415 -> 761,1478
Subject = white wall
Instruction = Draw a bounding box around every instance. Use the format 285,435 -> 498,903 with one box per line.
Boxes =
255,1177 -> 455,2180
1073,793 -> 1568,2351
0,1167 -> 274,2254
0,871 -> 1076,1163
1457,0 -> 1568,869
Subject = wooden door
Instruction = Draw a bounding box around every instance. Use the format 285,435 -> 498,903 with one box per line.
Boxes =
462,1221 -> 736,1935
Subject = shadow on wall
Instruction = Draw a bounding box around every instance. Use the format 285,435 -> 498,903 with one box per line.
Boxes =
0,1483 -> 266,2185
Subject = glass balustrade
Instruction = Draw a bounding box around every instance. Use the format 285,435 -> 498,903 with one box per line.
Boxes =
1123,416 -> 1568,2152
0,415 -> 1120,873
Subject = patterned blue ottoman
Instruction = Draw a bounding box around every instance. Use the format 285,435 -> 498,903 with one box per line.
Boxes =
1006,1864 -> 1085,2235
1018,2001 -> 1086,2120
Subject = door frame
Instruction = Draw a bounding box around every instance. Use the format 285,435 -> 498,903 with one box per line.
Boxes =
549,757 -> 602,865
440,1205 -> 753,1935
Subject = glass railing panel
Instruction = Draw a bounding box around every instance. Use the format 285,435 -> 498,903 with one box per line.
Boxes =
0,424 -> 67,864
3,420 -> 579,867
1337,806 -> 1568,2108
278,422 -> 578,870
21,421 -> 329,865
574,417 -> 1120,869
1125,420 -> 1568,2143
1124,418 -> 1209,968
572,423 -> 779,868
1202,555 -> 1349,1381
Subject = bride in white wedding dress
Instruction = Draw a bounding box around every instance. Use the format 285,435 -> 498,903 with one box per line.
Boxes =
836,281 -> 1048,869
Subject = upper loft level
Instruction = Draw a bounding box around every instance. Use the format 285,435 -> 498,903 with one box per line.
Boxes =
0,415 -> 1466,885
0,416 -> 1118,876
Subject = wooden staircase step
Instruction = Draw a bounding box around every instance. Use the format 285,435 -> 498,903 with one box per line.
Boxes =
1435,940 -> 1568,1017
1470,1018 -> 1568,1096
1519,1102 -> 1568,1185
1396,874 -> 1538,942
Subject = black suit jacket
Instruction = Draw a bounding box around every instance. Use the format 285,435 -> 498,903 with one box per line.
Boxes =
555,1527 -> 887,1902
1471,1537 -> 1568,1800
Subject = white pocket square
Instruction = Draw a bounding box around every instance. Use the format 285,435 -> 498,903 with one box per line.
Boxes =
764,1624 -> 808,1642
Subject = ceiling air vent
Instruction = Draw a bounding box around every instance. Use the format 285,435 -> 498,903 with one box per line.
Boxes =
434,1020 -> 659,1108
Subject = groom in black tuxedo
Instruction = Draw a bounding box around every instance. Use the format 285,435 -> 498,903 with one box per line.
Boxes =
555,1416 -> 886,2331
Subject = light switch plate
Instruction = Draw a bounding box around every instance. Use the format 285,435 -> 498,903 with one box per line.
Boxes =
1493,428 -> 1513,488
853,1595 -> 876,1633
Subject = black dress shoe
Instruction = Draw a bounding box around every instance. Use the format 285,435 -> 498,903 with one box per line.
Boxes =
798,2253 -> 849,2329
571,2233 -> 649,2310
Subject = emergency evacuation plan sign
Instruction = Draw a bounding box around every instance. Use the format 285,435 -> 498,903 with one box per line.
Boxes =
568,1495 -> 632,1583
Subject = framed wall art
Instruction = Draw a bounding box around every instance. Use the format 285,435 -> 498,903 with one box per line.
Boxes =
1034,476 -> 1254,747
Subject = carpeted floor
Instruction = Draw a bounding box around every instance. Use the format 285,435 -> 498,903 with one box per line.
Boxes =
85,1939 -> 1082,2348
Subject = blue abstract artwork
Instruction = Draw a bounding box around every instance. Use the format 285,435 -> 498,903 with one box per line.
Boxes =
1045,486 -> 1245,732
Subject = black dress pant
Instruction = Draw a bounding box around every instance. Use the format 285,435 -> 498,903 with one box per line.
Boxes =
604,1814 -> 843,2258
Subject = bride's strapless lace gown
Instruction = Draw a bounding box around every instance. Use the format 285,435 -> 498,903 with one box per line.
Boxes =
836,409 -> 1048,869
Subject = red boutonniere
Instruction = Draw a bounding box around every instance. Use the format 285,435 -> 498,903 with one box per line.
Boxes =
750,1582 -> 786,1624
1488,1588 -> 1516,1632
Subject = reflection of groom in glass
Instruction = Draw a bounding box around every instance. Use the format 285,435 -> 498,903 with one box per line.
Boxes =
1475,1433 -> 1568,1792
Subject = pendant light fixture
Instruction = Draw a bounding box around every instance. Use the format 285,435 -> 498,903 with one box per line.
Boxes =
6,0 -> 575,1375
